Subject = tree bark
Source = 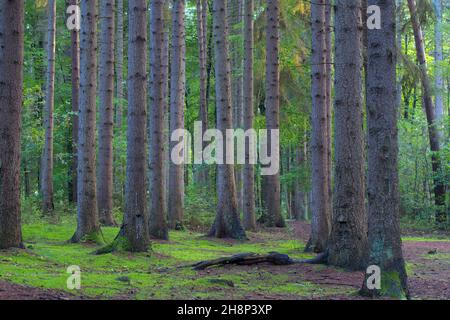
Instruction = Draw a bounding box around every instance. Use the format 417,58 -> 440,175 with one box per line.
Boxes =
243,0 -> 256,231
407,0 -> 446,225
114,0 -> 124,197
122,0 -> 150,252
309,0 -> 330,252
196,0 -> 209,184
433,0 -> 444,124
264,0 -> 285,228
327,0 -> 367,270
98,0 -> 116,226
209,0 -> 246,240
168,0 -> 186,230
361,0 -> 409,298
0,0 -> 24,249
69,0 -> 80,204
41,0 -> 56,214
71,0 -> 102,243
149,0 -> 169,240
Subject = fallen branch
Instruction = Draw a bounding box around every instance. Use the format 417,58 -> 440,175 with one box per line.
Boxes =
189,252 -> 305,270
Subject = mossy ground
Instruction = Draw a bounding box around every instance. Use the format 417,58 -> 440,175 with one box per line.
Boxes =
0,218 -> 355,300
0,218 -> 448,300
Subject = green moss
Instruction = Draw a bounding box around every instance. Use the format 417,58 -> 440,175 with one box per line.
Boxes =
380,272 -> 407,299
402,237 -> 450,242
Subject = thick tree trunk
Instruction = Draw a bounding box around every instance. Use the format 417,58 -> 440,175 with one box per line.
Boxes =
309,0 -> 330,253
0,0 -> 24,249
69,0 -> 80,204
98,0 -> 116,226
407,0 -> 446,225
122,0 -> 150,252
71,0 -> 102,243
114,0 -> 124,197
168,0 -> 186,230
243,0 -> 256,231
327,0 -> 367,270
209,0 -> 246,240
361,0 -> 409,298
264,0 -> 285,228
149,0 -> 169,240
41,0 -> 56,214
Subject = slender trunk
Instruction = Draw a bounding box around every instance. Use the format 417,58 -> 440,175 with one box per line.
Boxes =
168,0 -> 186,229
149,0 -> 169,240
328,0 -> 367,270
98,0 -> 116,226
71,0 -> 102,243
196,0 -> 209,183
209,0 -> 246,240
41,0 -> 56,213
264,0 -> 284,228
243,0 -> 256,231
69,0 -> 80,204
361,0 -> 409,298
115,0 -> 124,197
309,0 -> 330,252
324,0 -> 332,225
407,0 -> 446,225
396,0 -> 403,112
0,0 -> 24,249
433,0 -> 444,124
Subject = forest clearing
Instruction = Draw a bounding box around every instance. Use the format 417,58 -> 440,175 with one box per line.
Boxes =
0,0 -> 449,303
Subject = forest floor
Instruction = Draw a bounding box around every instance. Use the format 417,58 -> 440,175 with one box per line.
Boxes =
0,219 -> 448,300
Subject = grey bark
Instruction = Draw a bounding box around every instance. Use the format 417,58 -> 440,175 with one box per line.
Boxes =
71,0 -> 102,243
115,0 -> 124,196
324,0 -> 332,224
209,0 -> 246,240
243,0 -> 256,231
361,0 -> 409,298
41,0 -> 56,213
196,0 -> 209,183
0,0 -> 24,249
264,0 -> 285,228
309,0 -> 330,252
98,0 -> 116,226
149,0 -> 169,240
122,0 -> 150,251
168,0 -> 186,229
433,0 -> 444,123
327,0 -> 367,270
407,0 -> 446,225
69,0 -> 80,204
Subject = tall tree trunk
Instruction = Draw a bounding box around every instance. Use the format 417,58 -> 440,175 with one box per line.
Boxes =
396,0 -> 403,112
115,0 -> 124,197
71,0 -> 102,243
209,0 -> 246,240
264,0 -> 285,228
243,0 -> 256,231
407,0 -> 446,225
327,0 -> 367,270
361,0 -> 409,298
69,0 -> 80,204
168,0 -> 186,230
98,0 -> 116,226
0,0 -> 24,249
433,0 -> 444,125
196,0 -> 209,184
309,0 -> 330,252
324,0 -> 333,225
149,0 -> 169,240
41,0 -> 56,214
294,143 -> 307,221
122,0 -> 150,252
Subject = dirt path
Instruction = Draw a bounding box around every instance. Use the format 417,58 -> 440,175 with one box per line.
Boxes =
0,281 -> 86,300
